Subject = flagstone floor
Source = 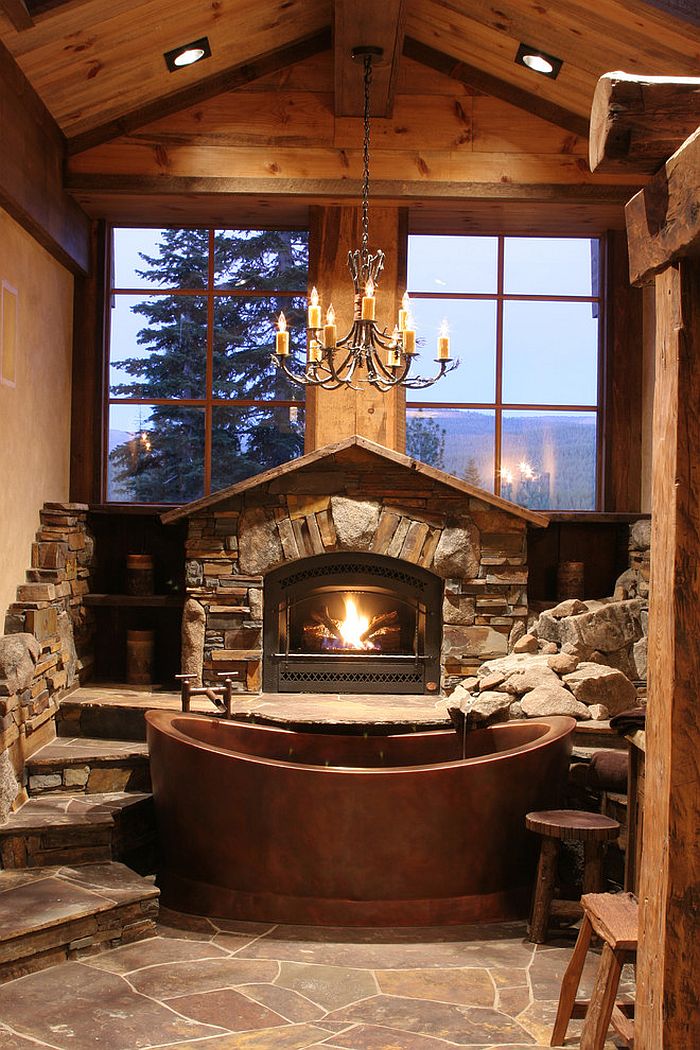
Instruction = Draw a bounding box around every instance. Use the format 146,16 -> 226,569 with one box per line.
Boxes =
0,909 -> 632,1050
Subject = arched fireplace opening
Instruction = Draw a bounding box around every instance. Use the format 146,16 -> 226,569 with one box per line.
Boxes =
263,552 -> 442,694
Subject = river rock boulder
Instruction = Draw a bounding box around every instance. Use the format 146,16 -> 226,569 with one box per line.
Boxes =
563,662 -> 638,715
0,633 -> 40,694
520,685 -> 591,720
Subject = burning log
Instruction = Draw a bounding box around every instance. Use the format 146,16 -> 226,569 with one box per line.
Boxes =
311,607 -> 343,642
360,609 -> 398,643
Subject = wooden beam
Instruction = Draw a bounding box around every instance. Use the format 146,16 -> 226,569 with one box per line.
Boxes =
0,0 -> 33,30
403,37 -> 589,140
636,257 -> 700,1049
66,29 -> 332,156
333,0 -> 406,117
618,0 -> 700,28
626,127 -> 700,285
0,39 -> 89,273
590,72 -> 700,175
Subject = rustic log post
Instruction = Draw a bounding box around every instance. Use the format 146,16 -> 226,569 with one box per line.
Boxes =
592,71 -> 700,1048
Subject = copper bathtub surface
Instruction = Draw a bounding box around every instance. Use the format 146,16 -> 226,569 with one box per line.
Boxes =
146,712 -> 575,926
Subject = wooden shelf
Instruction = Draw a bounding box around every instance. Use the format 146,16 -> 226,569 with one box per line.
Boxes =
84,593 -> 185,608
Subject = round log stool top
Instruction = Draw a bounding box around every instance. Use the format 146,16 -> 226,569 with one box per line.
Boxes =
526,809 -> 620,842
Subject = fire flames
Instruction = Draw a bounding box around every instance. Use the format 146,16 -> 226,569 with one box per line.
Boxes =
302,593 -> 400,653
337,595 -> 373,650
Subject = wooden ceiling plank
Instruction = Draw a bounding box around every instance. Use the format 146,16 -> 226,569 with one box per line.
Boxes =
0,0 -> 33,30
333,0 -> 406,116
66,29 -> 331,156
617,0 -> 700,29
404,37 -> 589,140
590,71 -> 700,175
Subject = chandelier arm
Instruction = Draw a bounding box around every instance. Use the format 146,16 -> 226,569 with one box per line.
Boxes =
400,358 -> 460,389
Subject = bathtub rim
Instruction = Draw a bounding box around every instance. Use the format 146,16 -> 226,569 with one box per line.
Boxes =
145,709 -> 575,775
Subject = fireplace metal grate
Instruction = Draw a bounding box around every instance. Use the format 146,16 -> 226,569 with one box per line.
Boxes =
277,561 -> 429,593
279,668 -> 424,688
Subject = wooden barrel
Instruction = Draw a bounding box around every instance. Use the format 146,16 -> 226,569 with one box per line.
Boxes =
126,553 -> 154,596
557,560 -> 585,600
126,629 -> 155,684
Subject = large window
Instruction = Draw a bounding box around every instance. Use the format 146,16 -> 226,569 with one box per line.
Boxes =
406,235 -> 601,510
106,227 -> 308,503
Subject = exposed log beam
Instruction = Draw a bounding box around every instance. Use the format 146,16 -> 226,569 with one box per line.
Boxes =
333,0 -> 406,117
618,0 -> 700,28
0,39 -> 89,273
625,127 -> 700,285
0,0 -> 33,30
66,29 -> 332,156
590,71 -> 700,175
403,37 -> 589,140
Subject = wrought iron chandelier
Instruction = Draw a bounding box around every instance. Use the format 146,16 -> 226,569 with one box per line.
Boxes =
272,46 -> 459,392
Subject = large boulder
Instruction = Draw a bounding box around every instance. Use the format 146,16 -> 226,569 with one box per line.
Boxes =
497,664 -> 562,696
432,520 -> 480,579
238,507 -> 283,574
330,497 -> 380,550
0,633 -> 40,694
0,750 -> 19,824
563,662 -> 638,715
521,684 -> 591,720
181,599 -> 206,685
477,653 -> 551,678
559,599 -> 645,654
468,691 -> 512,725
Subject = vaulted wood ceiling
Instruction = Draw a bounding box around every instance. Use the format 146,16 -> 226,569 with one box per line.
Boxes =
1,0 -> 698,147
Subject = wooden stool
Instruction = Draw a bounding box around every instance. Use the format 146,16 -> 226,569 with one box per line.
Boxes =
551,891 -> 637,1049
526,809 -> 621,943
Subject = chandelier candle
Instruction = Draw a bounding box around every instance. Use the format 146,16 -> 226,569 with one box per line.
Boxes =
437,320 -> 451,361
270,47 -> 458,392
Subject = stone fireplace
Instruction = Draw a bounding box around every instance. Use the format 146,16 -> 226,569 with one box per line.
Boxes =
163,437 -> 546,695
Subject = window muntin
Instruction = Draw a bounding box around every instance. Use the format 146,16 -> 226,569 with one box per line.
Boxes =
106,227 -> 308,504
406,234 -> 602,511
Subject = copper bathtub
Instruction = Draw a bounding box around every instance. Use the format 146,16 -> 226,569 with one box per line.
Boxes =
146,712 -> 574,926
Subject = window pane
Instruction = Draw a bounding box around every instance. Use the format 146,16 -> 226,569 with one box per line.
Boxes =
406,298 -> 496,404
502,300 -> 598,405
213,295 -> 306,400
110,294 -> 207,399
107,404 -> 204,503
214,230 -> 309,290
211,405 -> 305,492
504,237 -> 599,296
407,407 -> 495,490
408,235 -> 498,294
501,411 -> 596,510
114,228 -> 209,290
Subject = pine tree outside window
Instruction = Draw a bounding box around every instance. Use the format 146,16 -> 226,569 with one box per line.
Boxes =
106,227 -> 308,503
405,234 -> 602,511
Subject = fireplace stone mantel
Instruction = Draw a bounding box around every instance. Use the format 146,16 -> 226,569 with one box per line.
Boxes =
162,437 -> 547,695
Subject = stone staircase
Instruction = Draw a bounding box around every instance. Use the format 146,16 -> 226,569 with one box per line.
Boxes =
0,687 -> 168,983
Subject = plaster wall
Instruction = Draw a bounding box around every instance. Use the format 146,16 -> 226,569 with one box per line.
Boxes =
0,207 -> 74,620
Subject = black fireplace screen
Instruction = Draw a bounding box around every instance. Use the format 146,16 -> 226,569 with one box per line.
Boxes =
263,552 -> 442,694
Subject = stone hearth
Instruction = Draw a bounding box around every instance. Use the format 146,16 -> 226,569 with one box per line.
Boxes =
163,437 -> 547,695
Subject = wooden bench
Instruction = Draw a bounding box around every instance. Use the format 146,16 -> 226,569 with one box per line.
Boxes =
551,891 -> 637,1049
526,809 -> 621,943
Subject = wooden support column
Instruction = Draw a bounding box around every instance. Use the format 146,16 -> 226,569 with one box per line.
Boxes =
635,256 -> 700,1048
304,205 -> 406,453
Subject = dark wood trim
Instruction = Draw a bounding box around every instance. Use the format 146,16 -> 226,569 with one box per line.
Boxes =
618,0 -> 700,28
333,0 -> 406,117
70,220 -> 107,503
603,230 -> 643,511
403,37 -> 590,141
626,127 -> 700,285
0,0 -> 32,29
0,38 -> 89,272
66,29 -> 332,156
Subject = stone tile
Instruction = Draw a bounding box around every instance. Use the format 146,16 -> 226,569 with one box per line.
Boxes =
84,935 -> 230,974
0,875 -> 113,940
165,987 -> 288,1031
163,1024 -> 331,1048
496,985 -> 532,1017
0,962 -> 225,1048
158,905 -> 218,938
240,982 -> 327,1022
240,924 -> 533,971
317,1023 -> 469,1048
128,956 -> 279,998
58,862 -> 158,905
375,967 -> 494,1007
0,1025 -> 54,1049
517,1000 -> 578,1046
213,930 -> 275,953
528,945 -> 600,1001
489,966 -> 529,988
325,996 -> 536,1045
276,961 -> 378,1010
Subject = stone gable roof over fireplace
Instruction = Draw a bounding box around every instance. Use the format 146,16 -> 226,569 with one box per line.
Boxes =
161,436 -> 548,527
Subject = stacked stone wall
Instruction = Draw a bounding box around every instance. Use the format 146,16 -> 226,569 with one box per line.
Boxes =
0,502 -> 95,821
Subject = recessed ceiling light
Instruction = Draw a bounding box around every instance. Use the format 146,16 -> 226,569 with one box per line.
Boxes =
164,37 -> 211,73
515,42 -> 563,79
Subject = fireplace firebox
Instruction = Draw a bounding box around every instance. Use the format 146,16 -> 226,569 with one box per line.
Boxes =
263,553 -> 442,694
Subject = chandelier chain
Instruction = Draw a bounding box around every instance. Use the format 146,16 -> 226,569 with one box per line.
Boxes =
361,54 -> 372,256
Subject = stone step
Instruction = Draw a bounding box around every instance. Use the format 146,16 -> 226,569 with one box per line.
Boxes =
26,737 -> 151,795
0,861 -> 159,983
0,792 -> 155,872
57,685 -> 211,741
